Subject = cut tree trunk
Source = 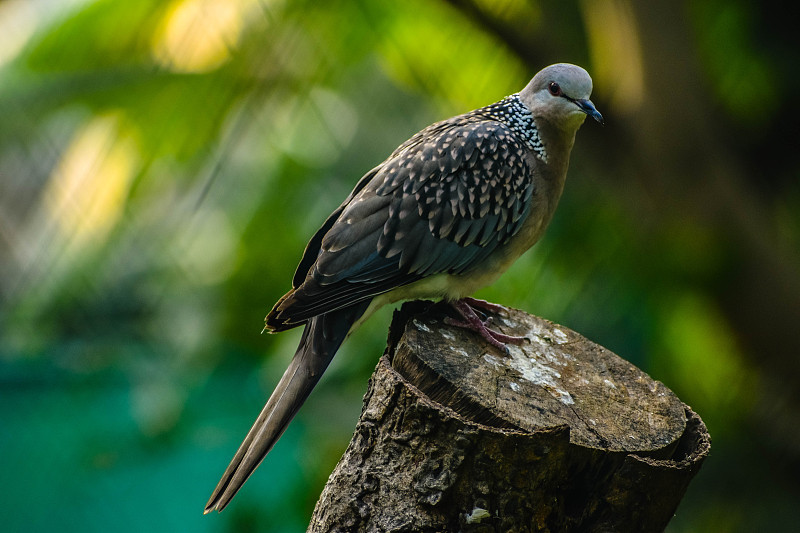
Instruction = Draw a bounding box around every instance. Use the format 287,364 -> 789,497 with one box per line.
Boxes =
308,301 -> 710,533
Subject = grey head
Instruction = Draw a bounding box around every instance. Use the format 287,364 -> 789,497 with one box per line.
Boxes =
519,63 -> 603,131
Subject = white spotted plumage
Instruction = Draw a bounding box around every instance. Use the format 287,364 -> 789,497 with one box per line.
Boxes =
480,94 -> 548,163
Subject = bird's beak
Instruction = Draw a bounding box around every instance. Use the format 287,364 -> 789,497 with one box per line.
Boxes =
575,98 -> 604,125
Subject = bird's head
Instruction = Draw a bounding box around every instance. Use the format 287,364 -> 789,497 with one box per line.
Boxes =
520,63 -> 603,130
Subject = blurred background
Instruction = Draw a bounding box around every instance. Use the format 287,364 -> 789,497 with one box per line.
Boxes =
1,0 -> 798,531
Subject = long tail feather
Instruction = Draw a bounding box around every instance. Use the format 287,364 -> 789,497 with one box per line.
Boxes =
204,300 -> 371,513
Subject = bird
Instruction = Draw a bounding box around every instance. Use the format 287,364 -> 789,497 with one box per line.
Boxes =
204,63 -> 602,513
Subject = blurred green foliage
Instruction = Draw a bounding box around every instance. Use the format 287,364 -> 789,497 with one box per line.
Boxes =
1,0 -> 798,531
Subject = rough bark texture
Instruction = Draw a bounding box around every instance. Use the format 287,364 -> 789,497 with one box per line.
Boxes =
308,301 -> 710,532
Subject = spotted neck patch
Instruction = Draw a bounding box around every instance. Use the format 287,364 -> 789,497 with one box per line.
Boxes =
477,94 -> 547,163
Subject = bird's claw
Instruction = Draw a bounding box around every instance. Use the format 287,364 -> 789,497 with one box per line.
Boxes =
445,299 -> 526,353
462,297 -> 509,316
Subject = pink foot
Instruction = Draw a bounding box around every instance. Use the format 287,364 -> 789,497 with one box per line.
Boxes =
461,297 -> 508,315
444,299 -> 525,353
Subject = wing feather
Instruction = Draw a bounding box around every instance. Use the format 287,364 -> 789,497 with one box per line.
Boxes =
267,117 -> 535,329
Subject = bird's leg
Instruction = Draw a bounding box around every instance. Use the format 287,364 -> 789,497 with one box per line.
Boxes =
444,299 -> 526,353
460,296 -> 509,316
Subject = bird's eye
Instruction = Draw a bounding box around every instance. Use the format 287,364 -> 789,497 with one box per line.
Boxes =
548,82 -> 562,96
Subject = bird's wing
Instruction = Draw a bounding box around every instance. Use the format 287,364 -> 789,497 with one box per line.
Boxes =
289,166 -> 382,290
267,118 -> 535,330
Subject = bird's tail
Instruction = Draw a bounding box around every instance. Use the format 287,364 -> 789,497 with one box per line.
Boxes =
204,300 -> 371,513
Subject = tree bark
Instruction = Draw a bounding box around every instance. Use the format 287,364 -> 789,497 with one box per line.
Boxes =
308,301 -> 710,532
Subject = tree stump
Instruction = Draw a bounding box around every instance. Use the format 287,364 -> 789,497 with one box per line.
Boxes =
308,301 -> 710,532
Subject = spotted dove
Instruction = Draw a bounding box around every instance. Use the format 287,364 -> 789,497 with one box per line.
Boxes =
205,63 -> 602,513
